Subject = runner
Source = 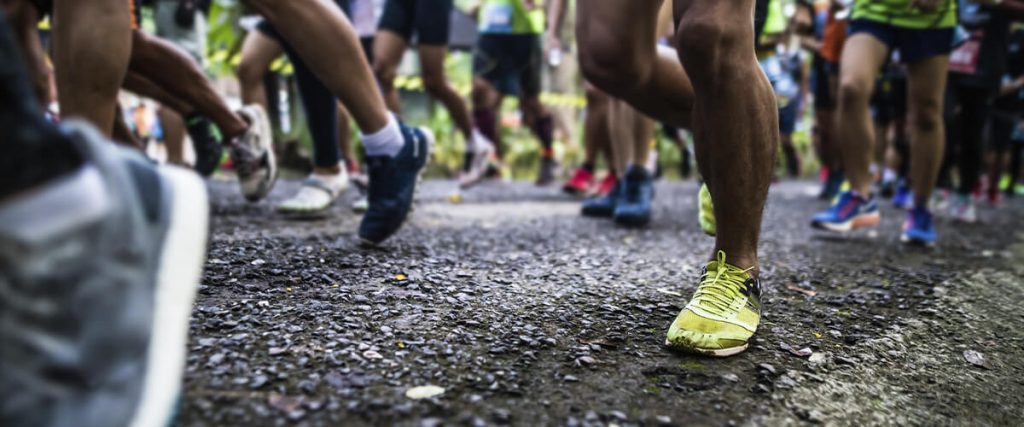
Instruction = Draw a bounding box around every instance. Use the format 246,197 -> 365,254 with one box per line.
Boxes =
563,82 -> 617,196
808,0 -> 848,199
464,0 -> 566,187
577,0 -> 778,356
580,92 -> 656,227
811,0 -> 957,246
1,12 -> 209,425
758,0 -> 810,178
238,0 -> 362,215
373,0 -> 489,189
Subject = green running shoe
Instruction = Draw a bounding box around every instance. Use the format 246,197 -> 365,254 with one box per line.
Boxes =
665,251 -> 761,357
698,183 -> 716,236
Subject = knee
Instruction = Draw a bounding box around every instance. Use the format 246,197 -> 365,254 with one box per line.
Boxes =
373,61 -> 397,88
421,72 -> 448,97
237,57 -> 265,87
837,78 -> 872,110
909,99 -> 943,133
674,14 -> 748,76
578,35 -> 649,96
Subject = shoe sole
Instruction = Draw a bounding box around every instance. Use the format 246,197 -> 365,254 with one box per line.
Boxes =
130,167 -> 209,427
359,128 -> 434,246
900,234 -> 935,247
811,212 -> 880,233
664,339 -> 749,357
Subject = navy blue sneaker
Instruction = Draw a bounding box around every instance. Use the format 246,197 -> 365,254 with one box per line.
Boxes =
901,205 -> 936,246
811,190 -> 880,232
186,114 -> 223,177
613,165 -> 653,227
358,125 -> 433,245
581,177 -> 622,217
892,182 -> 913,209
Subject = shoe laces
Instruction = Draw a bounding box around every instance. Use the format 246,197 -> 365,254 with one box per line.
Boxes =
690,251 -> 754,316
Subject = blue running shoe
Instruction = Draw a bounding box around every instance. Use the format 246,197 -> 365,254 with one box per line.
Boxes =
901,205 -> 936,246
811,190 -> 880,232
614,165 -> 654,226
581,177 -> 623,217
358,125 -> 433,245
892,183 -> 913,209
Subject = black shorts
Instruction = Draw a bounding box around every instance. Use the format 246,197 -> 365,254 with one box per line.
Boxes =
848,19 -> 954,63
378,0 -> 453,46
871,74 -> 907,124
812,55 -> 837,110
989,113 -> 1018,151
473,34 -> 542,97
256,0 -> 350,42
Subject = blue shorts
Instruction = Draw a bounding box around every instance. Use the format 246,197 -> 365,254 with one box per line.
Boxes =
779,99 -> 800,135
847,19 -> 954,63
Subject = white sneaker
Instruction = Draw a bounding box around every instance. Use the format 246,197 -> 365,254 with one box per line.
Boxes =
231,105 -> 277,202
277,165 -> 349,214
949,194 -> 977,223
459,130 -> 495,189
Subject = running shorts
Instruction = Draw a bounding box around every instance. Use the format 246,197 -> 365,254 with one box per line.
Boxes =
378,0 -> 453,46
848,19 -> 954,63
472,33 -> 542,97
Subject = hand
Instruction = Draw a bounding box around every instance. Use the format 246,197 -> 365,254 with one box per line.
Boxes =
909,0 -> 943,12
545,33 -> 562,56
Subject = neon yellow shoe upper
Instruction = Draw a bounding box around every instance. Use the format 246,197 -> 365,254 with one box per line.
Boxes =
665,251 -> 761,357
698,183 -> 716,237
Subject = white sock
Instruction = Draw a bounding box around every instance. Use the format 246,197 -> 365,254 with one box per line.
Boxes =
471,129 -> 492,153
360,114 -> 404,157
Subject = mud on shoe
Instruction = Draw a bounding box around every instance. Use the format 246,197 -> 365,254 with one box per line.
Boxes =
0,120 -> 209,427
358,125 -> 433,245
230,105 -> 277,202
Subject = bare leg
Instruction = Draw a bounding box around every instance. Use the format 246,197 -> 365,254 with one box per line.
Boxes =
372,30 -> 408,113
337,101 -> 356,171
245,0 -> 389,133
583,84 -> 612,168
129,31 -> 248,139
160,107 -> 187,165
577,0 -> 694,128
471,77 -> 503,156
631,107 -> 655,170
835,34 -> 890,196
420,44 -> 474,140
123,71 -> 195,117
905,55 -> 949,206
53,0 -> 132,136
237,29 -> 283,109
675,0 -> 778,271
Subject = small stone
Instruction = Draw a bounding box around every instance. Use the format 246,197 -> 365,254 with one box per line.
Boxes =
963,350 -> 991,369
757,363 -> 777,375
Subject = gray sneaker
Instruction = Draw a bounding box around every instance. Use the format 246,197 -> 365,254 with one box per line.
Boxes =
0,121 -> 209,427
231,104 -> 277,202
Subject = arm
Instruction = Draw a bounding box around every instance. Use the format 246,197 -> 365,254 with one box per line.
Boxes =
545,0 -> 566,52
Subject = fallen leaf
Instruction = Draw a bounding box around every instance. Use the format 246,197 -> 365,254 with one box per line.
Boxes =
405,385 -> 445,399
395,274 -> 407,281
963,350 -> 991,369
362,350 -> 383,360
655,288 -> 683,297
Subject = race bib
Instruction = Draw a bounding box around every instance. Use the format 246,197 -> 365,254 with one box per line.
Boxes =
482,4 -> 514,32
949,30 -> 984,74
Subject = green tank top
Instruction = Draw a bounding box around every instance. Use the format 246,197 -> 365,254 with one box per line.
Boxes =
479,0 -> 545,34
852,0 -> 957,29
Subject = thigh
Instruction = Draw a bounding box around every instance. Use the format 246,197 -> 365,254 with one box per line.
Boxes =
838,33 -> 890,98
517,35 -> 543,98
414,0 -> 451,46
240,28 -> 284,72
417,44 -> 448,81
373,30 -> 408,71
576,0 -> 662,65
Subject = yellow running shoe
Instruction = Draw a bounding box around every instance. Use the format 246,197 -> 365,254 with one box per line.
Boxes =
698,183 -> 716,236
665,251 -> 761,357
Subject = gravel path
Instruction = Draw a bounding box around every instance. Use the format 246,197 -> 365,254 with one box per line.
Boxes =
181,179 -> 1024,426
